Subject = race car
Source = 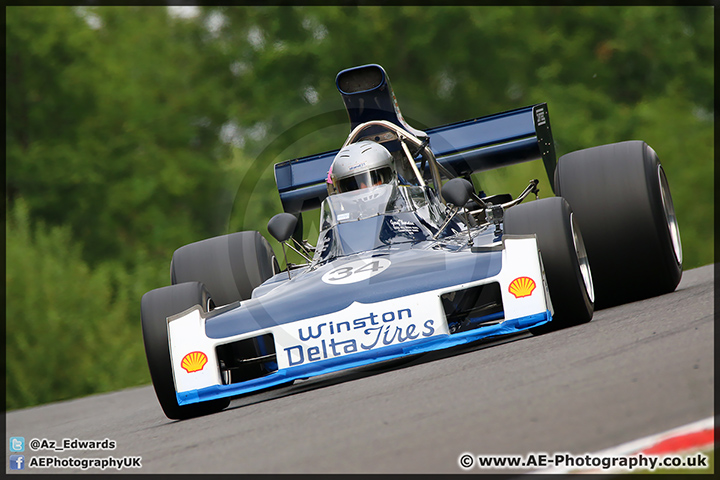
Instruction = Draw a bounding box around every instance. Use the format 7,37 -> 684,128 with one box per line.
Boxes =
141,64 -> 683,419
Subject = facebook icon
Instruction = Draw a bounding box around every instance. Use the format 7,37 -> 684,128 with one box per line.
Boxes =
10,455 -> 24,470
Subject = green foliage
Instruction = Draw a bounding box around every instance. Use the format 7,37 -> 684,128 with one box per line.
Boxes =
6,6 -> 235,266
5,5 -> 713,409
5,199 -> 161,410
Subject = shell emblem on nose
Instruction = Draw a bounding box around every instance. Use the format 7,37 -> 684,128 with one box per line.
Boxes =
181,351 -> 208,373
509,276 -> 536,298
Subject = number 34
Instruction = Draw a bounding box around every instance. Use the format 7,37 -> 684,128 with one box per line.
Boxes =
321,259 -> 391,284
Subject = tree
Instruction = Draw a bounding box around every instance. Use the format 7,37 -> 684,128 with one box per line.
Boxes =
6,7 -> 236,265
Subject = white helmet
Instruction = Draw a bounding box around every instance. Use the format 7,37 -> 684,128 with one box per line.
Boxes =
330,140 -> 396,193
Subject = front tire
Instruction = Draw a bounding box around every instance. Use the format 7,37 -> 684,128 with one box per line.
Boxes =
141,282 -> 230,420
555,141 -> 682,308
504,197 -> 594,333
171,231 -> 278,306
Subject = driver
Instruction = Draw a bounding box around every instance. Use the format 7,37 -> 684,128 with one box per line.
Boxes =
328,140 -> 397,193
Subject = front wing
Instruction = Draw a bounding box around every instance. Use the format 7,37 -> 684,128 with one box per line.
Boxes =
166,236 -> 553,406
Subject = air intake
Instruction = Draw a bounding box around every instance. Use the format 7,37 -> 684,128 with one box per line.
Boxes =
337,64 -> 385,94
216,333 -> 278,385
441,282 -> 504,334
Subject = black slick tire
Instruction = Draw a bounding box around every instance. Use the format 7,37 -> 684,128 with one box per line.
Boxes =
504,197 -> 594,333
141,282 -> 230,420
554,141 -> 682,308
171,231 -> 278,306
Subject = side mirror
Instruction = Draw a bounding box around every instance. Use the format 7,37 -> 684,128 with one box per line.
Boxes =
267,213 -> 298,244
440,178 -> 475,245
441,178 -> 473,207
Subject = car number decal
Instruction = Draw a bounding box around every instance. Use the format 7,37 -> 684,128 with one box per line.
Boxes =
321,258 -> 391,285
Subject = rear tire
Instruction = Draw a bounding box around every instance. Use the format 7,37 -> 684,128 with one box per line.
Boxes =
141,282 -> 230,420
504,197 -> 594,333
171,231 -> 279,306
555,141 -> 682,308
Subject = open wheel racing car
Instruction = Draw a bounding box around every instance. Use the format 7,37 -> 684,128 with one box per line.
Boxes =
141,64 -> 683,419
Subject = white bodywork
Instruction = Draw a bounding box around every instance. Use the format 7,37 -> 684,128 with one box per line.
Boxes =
167,236 -> 551,395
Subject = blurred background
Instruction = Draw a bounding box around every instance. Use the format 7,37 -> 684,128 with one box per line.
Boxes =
5,5 -> 713,410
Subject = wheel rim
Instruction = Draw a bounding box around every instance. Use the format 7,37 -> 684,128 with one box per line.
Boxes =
206,297 -> 215,312
570,212 -> 595,304
658,165 -> 682,265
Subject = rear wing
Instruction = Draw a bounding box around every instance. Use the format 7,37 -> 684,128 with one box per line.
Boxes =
275,103 -> 557,213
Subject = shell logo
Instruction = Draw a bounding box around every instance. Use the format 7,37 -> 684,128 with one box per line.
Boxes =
508,276 -> 536,298
181,351 -> 208,373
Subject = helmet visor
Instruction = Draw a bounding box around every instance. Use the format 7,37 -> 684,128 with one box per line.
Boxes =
336,167 -> 394,193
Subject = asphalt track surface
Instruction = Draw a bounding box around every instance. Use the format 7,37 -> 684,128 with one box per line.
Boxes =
6,264 -> 714,474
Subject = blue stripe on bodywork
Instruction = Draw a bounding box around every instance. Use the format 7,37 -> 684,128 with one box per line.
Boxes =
205,248 -> 502,339
177,310 -> 550,405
